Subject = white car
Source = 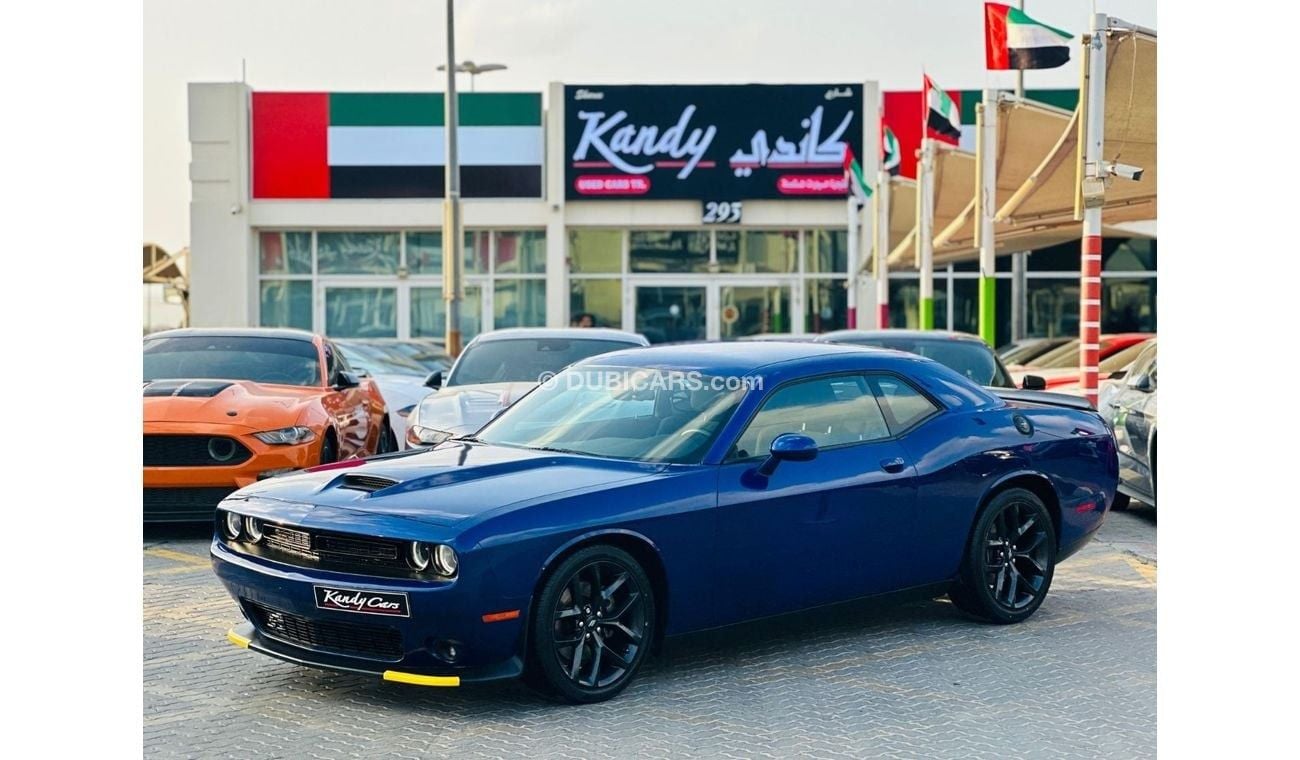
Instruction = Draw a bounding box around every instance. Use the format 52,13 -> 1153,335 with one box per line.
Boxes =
336,340 -> 451,450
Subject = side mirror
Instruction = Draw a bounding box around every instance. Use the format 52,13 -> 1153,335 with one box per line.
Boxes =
1107,369 -> 1128,381
332,371 -> 361,390
1021,374 -> 1047,391
755,433 -> 819,478
424,370 -> 443,390
1132,374 -> 1154,392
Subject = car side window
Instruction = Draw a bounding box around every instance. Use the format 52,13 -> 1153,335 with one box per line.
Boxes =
729,374 -> 891,461
869,375 -> 940,436
323,341 -> 346,385
1126,344 -> 1157,388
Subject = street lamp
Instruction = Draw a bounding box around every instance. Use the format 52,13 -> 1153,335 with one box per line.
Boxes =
436,60 -> 508,91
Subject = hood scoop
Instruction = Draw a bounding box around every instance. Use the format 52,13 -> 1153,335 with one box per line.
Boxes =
144,379 -> 236,398
338,474 -> 400,493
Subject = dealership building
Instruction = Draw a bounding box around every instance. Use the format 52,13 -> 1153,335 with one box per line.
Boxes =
187,81 -> 1154,347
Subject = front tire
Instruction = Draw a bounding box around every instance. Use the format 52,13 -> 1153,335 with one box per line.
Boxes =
376,417 -> 398,454
529,545 -> 655,704
949,488 -> 1057,624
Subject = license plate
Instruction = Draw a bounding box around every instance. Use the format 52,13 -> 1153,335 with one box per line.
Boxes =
313,585 -> 410,617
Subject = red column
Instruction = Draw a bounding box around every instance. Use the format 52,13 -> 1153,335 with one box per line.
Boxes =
1080,235 -> 1103,406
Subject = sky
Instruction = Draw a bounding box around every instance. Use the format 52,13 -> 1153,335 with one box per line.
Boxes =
144,0 -> 1157,252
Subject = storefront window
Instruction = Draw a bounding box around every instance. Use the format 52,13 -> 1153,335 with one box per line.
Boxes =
805,279 -> 848,333
495,231 -> 546,275
405,231 -> 474,276
889,278 -> 948,329
952,278 -> 1012,346
410,285 -> 481,342
1104,239 -> 1156,272
629,230 -> 710,273
317,232 -> 399,275
259,280 -> 312,329
570,279 -> 622,328
806,230 -> 848,274
1102,277 -> 1157,333
494,279 -> 546,328
466,231 -> 491,275
635,285 -> 707,343
717,285 -> 791,339
1025,278 -> 1080,337
569,229 -> 623,274
716,230 -> 797,274
324,287 -> 397,337
259,232 -> 312,275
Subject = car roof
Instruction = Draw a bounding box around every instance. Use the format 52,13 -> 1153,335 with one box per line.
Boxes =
468,327 -> 649,345
575,340 -> 897,376
145,327 -> 319,343
816,329 -> 987,343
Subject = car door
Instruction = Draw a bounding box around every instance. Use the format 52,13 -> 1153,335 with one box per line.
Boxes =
322,340 -> 370,457
713,372 -> 921,623
1114,344 -> 1157,500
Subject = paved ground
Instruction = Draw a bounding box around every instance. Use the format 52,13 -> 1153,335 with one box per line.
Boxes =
144,506 -> 1156,759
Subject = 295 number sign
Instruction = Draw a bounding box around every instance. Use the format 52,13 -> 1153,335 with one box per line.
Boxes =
702,201 -> 743,224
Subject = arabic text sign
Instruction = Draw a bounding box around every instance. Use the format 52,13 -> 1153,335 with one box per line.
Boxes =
565,85 -> 863,201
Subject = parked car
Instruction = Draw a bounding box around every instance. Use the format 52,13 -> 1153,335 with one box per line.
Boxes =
814,329 -> 1018,388
142,328 -> 390,522
335,339 -> 445,450
998,337 -> 1071,367
735,333 -> 816,342
1101,340 -> 1157,509
360,338 -> 452,375
215,341 -> 1118,702
405,328 -> 650,446
1009,333 -> 1153,389
1053,337 -> 1155,396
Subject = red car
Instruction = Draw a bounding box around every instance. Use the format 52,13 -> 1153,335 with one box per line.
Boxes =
1010,333 -> 1153,389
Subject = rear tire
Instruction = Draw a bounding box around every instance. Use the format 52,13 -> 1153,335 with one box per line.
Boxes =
528,545 -> 655,704
1111,492 -> 1131,512
949,488 -> 1057,624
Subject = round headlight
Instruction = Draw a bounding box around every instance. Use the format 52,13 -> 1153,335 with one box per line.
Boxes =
408,541 -> 431,572
222,511 -> 243,540
434,544 -> 459,576
244,516 -> 264,543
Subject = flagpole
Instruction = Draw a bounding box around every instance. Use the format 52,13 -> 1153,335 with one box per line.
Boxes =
976,88 -> 997,346
846,193 -> 859,328
1079,11 -> 1108,406
875,169 -> 891,328
1016,1 -> 1026,99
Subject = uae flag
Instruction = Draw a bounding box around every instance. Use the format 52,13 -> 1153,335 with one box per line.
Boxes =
984,3 -> 1072,70
843,147 -> 872,200
924,75 -> 963,144
252,92 -> 544,199
881,125 -> 901,176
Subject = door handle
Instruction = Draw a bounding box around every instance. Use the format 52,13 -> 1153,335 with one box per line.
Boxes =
880,457 -> 907,474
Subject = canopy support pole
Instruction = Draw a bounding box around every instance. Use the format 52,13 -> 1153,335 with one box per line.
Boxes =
875,170 -> 891,328
977,90 -> 998,347
918,140 -> 936,329
1079,13 -> 1108,406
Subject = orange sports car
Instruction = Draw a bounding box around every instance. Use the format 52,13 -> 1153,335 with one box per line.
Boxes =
143,328 -> 393,522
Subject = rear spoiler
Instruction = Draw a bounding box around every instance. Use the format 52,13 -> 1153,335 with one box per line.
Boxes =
988,388 -> 1096,412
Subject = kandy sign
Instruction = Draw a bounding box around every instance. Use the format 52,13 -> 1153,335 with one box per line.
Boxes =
564,84 -> 863,200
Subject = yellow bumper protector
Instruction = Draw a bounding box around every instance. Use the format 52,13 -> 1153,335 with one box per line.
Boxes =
226,629 -> 251,649
382,671 -> 461,687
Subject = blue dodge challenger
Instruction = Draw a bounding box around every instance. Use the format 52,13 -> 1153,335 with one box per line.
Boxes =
213,342 -> 1118,703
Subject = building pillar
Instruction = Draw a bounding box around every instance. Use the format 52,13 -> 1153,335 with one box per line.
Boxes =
188,82 -> 254,327
544,81 -> 568,327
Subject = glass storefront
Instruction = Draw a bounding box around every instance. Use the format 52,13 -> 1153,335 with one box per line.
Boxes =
257,229 -> 544,340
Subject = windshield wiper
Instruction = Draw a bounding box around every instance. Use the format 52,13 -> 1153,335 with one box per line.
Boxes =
530,445 -> 587,456
450,434 -> 482,443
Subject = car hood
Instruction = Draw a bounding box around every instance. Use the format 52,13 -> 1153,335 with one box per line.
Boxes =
227,441 -> 666,527
413,381 -> 536,436
142,379 -> 321,428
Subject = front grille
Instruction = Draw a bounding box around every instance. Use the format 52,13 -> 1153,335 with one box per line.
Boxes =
248,523 -> 413,577
144,487 -> 236,522
144,434 -> 252,467
245,601 -> 404,660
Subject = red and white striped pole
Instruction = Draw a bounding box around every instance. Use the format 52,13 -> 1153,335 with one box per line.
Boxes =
1079,12 -> 1108,406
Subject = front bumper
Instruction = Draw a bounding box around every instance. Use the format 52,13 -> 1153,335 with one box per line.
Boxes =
212,540 -> 527,685
144,422 -> 322,522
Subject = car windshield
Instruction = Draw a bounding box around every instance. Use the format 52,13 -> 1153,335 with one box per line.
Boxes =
336,341 -> 428,377
835,337 -> 1012,387
447,338 -> 638,386
143,336 -> 321,387
1100,340 -> 1152,373
476,366 -> 746,464
1000,338 -> 1068,366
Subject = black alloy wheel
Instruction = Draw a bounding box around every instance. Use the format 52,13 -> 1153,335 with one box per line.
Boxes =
530,545 -> 654,703
950,488 -> 1057,624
